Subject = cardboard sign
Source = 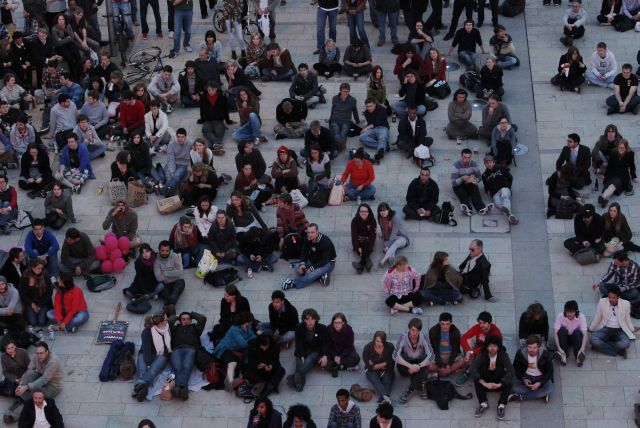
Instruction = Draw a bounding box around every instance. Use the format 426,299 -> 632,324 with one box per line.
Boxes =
96,320 -> 129,344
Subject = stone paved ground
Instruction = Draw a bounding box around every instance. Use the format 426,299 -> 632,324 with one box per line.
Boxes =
1,0 -> 640,426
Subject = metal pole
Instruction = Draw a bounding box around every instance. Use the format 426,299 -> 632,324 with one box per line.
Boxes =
105,0 -> 117,57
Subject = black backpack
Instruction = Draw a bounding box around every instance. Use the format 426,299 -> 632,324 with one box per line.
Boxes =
281,233 -> 303,260
307,187 -> 330,208
204,267 -> 241,287
436,201 -> 457,226
1,331 -> 39,351
459,71 -> 481,92
495,139 -> 514,166
86,275 -> 117,292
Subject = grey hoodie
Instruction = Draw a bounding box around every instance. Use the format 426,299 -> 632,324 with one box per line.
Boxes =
153,252 -> 183,283
166,138 -> 193,175
451,159 -> 482,188
0,283 -> 22,315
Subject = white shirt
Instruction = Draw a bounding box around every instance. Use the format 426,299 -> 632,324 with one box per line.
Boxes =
33,401 -> 51,428
570,146 -> 579,164
409,117 -> 417,135
525,353 -> 542,377
606,305 -> 621,329
463,253 -> 482,273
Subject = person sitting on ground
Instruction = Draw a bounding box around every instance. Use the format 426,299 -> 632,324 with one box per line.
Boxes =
209,283 -> 251,344
597,0 -> 622,24
237,226 -> 278,278
327,388 -> 362,428
122,243 -> 162,301
47,274 -> 89,333
131,313 -> 170,402
592,124 -> 622,175
313,39 -> 342,79
362,330 -> 395,404
556,133 -> 591,190
342,40 -> 373,79
56,133 -> 94,193
24,219 -> 59,278
446,89 -> 477,140
592,250 -> 640,301
303,122 -> 336,160
19,144 -> 52,199
478,56 -> 504,99
563,204 -> 604,255
181,162 -> 220,207
19,260 -> 53,331
589,285 -> 639,358
80,90 -> 110,139
169,310 -> 207,401
113,90 -> 145,140
148,65 -> 180,113
288,308 -> 329,392
272,146 -> 299,193
396,106 -> 431,160
351,203 -> 377,274
393,317 -> 434,404
546,166 -> 579,220
452,148 -> 488,216
73,114 -> 106,160
198,82 -> 232,149
153,128 -> 193,194
0,73 -> 33,112
330,83 -> 360,152
489,25 -> 518,69
327,313 -> 361,375
551,46 -> 587,93
553,300 -> 588,367
0,248 -> 25,291
208,211 -> 239,265
367,66 -> 391,115
517,303 -> 550,350
428,312 -> 466,378
459,239 -> 495,301
409,21 -> 434,59
382,256 -> 424,315
469,335 -> 513,420
276,193 -> 309,250
446,20 -> 484,71
0,339 -> 29,400
145,100 -> 171,153
283,223 -> 336,290
560,0 -> 587,47
232,87 -> 268,144
393,45 -> 426,84
598,139 -> 636,207
306,144 -> 332,194
260,290 -> 298,346
225,60 -> 262,110
235,140 -> 271,184
11,116 -> 43,159
341,148 -> 376,201
110,150 -> 137,184
190,138 -> 216,168
234,163 -> 273,211
421,251 -> 464,305
377,202 -> 409,267
482,155 -> 518,224
457,312 -> 503,386
246,334 -> 285,398
489,117 -> 516,166
403,167 -> 440,221
169,216 -> 201,269
283,404 -> 317,428
260,43 -> 296,82
59,228 -> 98,278
606,63 -> 640,115
370,402 -> 402,428
239,34 -> 266,79
102,199 -> 142,251
478,96 -> 512,141
226,191 -> 269,242
178,61 -> 203,108
289,63 -> 325,108
274,98 -> 309,140
360,98 -> 390,164
586,42 -> 617,88
602,202 -> 640,254
0,275 -> 24,333
391,70 -> 427,120
248,397 -> 283,427
154,240 -> 186,306
422,48 -> 447,99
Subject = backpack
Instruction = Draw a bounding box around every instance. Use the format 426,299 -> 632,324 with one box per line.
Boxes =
1,331 -> 39,351
204,267 -> 241,287
435,201 -> 457,226
555,198 -> 581,219
236,382 -> 255,403
119,350 -> 136,380
424,380 -> 473,410
573,247 -> 600,265
459,71 -> 481,92
99,340 -> 136,381
281,233 -> 303,260
86,275 -> 117,292
307,187 -> 330,208
9,210 -> 32,230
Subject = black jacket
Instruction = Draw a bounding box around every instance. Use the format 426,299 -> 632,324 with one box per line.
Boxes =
194,57 -> 222,87
555,144 -> 591,183
219,296 -> 251,327
130,255 -> 159,296
170,312 -> 207,349
573,211 -> 603,245
300,233 -> 337,268
289,72 -> 319,100
276,99 -> 308,125
179,71 -> 205,98
20,148 -> 53,182
200,91 -> 230,122
294,321 -> 330,358
481,165 -> 513,196
405,177 -> 439,211
513,348 -> 554,384
397,116 -> 429,148
268,298 -> 299,334
304,126 -> 336,154
18,398 -> 65,428
398,82 -> 427,108
227,68 -> 262,97
208,222 -> 238,253
28,37 -> 56,69
125,139 -> 153,176
235,149 -> 267,178
518,312 -> 549,341
428,324 -> 461,367
248,337 -> 283,373
605,151 -> 636,191
470,347 -> 514,384
480,65 -> 504,91
459,253 -> 491,289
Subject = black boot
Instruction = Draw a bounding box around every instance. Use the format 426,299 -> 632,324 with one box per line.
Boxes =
241,49 -> 246,58
231,51 -> 237,60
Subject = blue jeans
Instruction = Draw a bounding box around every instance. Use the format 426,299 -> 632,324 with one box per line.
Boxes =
458,50 -> 476,69
329,423 -> 354,428
46,309 -> 89,332
258,322 -> 296,344
0,206 -> 18,227
171,347 -> 195,387
135,353 -> 169,387
496,54 -> 517,69
347,11 -> 369,49
173,9 -> 193,53
329,120 -> 350,144
585,69 -> 615,88
290,261 -> 335,288
599,283 -> 640,302
345,182 -> 376,200
25,305 -> 50,327
606,94 -> 640,114
112,1 -> 134,37
87,143 -> 107,160
136,171 -> 152,184
165,164 -> 188,188
391,101 -> 426,119
316,8 -> 338,50
262,68 -> 295,81
237,252 -> 278,271
511,375 -> 555,400
376,10 -> 399,43
420,281 -> 464,305
359,126 -> 388,151
232,112 -> 263,142
590,327 -> 631,356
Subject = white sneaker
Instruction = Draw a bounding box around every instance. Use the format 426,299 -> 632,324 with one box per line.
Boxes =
390,308 -> 398,315
411,307 -> 423,315
461,204 -> 471,216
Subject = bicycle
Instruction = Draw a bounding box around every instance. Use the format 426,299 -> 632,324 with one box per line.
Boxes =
124,46 -> 170,85
213,2 -> 260,44
104,12 -> 133,67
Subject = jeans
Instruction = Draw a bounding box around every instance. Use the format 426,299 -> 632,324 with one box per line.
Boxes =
258,322 -> 296,344
140,0 -> 162,34
262,68 -> 295,81
291,261 -> 335,288
295,351 -> 320,378
232,113 -> 263,141
359,126 -> 388,152
599,283 -> 640,302
25,305 -> 50,327
202,120 -> 226,147
0,207 -> 18,227
316,8 -> 338,50
112,1 -> 134,37
556,326 -> 584,358
458,51 -> 477,69
491,187 -> 512,211
135,353 -> 168,387
181,94 -> 200,108
87,143 -> 107,160
420,281 -> 464,305
346,182 -> 376,200
585,69 -> 615,88
173,9 -> 193,53
590,327 -> 631,356
236,252 -> 279,271
366,369 -> 394,398
347,11 -> 369,49
165,164 -> 188,188
511,375 -> 555,400
391,101 -> 426,119
329,120 -> 350,145
171,347 -> 195,387
496,54 -> 517,69
376,10 -> 399,43
226,19 -> 246,51
606,94 -> 640,114
453,183 -> 485,211
86,13 -> 102,42
46,309 -> 89,332
383,236 -> 408,260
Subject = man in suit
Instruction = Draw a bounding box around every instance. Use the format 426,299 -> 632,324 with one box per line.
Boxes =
16,389 -> 64,428
459,239 -> 495,302
555,133 -> 591,190
589,285 -> 639,358
0,248 -> 25,288
396,106 -> 432,158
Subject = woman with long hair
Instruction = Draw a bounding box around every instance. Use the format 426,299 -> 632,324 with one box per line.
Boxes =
592,124 -> 622,174
169,216 -> 201,268
19,143 -> 53,198
367,65 -> 391,115
351,203 -> 377,273
283,404 -> 317,428
181,161 -> 219,206
50,13 -> 76,67
209,284 -> 251,344
377,202 -> 409,267
19,259 -> 53,328
232,87 -> 265,143
123,243 -> 162,300
240,33 -> 266,79
518,302 -> 549,349
597,0 -> 622,24
598,139 -> 636,207
602,202 -> 640,253
47,274 -> 89,333
423,48 -> 447,98
546,164 -> 580,218
247,396 -> 283,427
105,70 -> 129,118
208,210 -> 239,263
382,256 -> 424,315
132,312 -> 170,401
552,46 -> 587,93
125,132 -> 153,185
327,312 -> 361,375
132,82 -> 153,112
44,181 -> 76,229
190,138 -> 214,167
478,56 -> 504,99
194,195 -> 217,240
362,330 -> 395,403
420,251 -> 464,305
305,143 -> 331,195
272,145 -> 299,193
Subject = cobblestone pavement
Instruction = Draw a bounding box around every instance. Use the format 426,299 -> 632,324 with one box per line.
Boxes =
1,0 -> 639,426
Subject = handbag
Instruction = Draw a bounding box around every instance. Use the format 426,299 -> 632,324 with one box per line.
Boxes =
350,384 -> 375,402
605,237 -> 623,254
127,180 -> 148,207
435,201 -> 457,227
108,179 -> 127,205
307,187 -> 330,208
432,80 -> 451,99
290,189 -> 308,209
328,176 -> 344,206
196,249 -> 218,278
573,247 -> 600,265
156,195 -> 183,214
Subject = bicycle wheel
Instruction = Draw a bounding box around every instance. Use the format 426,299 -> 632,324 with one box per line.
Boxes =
124,69 -> 149,86
128,46 -> 161,67
243,21 -> 259,44
213,10 -> 226,33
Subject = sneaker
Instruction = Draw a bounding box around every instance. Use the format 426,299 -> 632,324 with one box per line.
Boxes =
508,214 -> 519,225
390,308 -> 398,315
454,371 -> 468,386
142,33 -> 148,40
262,264 -> 274,272
497,404 -> 505,420
461,204 -> 471,216
420,382 -> 428,399
282,278 -> 294,290
411,307 -> 423,315
625,189 -> 635,196
185,45 -> 193,52
556,350 -> 567,366
508,393 -> 523,403
544,394 -> 550,403
478,205 -> 491,216
48,324 -> 55,340
320,272 -> 330,286
577,350 -> 586,367
246,268 -> 253,279
474,402 -> 488,417
399,388 -> 413,404
166,104 -> 174,114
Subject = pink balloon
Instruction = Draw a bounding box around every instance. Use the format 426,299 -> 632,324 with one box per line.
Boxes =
113,258 -> 126,272
105,236 -> 118,251
109,249 -> 123,261
117,236 -> 131,254
104,231 -> 117,241
95,245 -> 108,261
101,260 -> 113,273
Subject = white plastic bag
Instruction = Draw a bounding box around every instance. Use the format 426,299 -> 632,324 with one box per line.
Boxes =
195,249 -> 218,278
414,144 -> 431,160
258,14 -> 270,37
290,189 -> 308,209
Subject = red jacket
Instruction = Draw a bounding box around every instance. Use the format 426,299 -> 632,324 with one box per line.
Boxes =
119,100 -> 145,131
0,186 -> 17,209
53,286 -> 88,325
276,204 -> 309,237
393,54 -> 427,77
341,159 -> 375,187
461,323 -> 503,356
423,59 -> 447,82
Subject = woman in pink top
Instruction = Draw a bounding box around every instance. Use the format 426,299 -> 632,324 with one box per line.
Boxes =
382,256 -> 424,315
553,300 -> 588,367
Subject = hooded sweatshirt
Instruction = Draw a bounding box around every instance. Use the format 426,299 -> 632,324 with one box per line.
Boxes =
102,203 -> 139,240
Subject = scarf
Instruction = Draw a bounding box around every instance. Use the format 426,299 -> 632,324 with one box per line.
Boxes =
174,224 -> 193,249
151,324 -> 172,355
26,269 -> 47,297
369,75 -> 383,91
325,46 -> 337,62
141,252 -> 156,268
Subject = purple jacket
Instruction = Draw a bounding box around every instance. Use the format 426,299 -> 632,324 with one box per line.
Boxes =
328,324 -> 356,359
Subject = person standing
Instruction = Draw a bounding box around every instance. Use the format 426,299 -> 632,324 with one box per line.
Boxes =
345,0 -> 369,49
315,0 -> 339,54
170,0 -> 193,58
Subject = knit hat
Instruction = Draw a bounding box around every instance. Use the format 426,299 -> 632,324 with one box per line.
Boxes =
0,275 -> 7,285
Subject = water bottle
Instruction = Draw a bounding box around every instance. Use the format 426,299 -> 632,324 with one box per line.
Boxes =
594,178 -> 599,191
357,195 -> 361,206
